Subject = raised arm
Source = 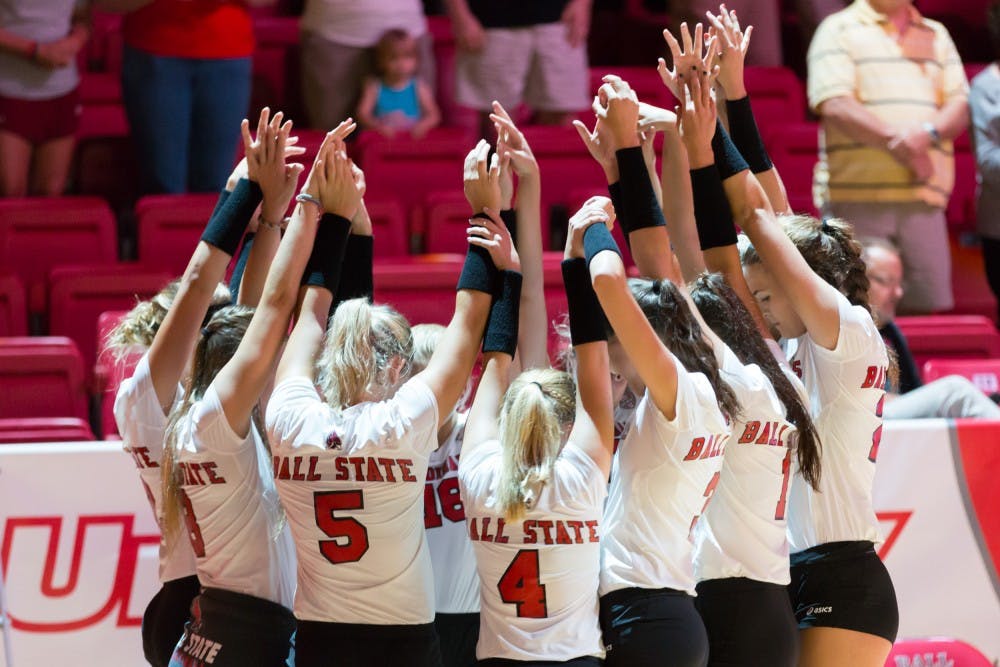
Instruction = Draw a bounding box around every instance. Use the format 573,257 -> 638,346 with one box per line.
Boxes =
415,141 -> 499,425
214,133 -> 362,436
491,101 -> 548,370
146,109 -> 289,410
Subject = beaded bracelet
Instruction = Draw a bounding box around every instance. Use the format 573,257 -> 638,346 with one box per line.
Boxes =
259,215 -> 289,232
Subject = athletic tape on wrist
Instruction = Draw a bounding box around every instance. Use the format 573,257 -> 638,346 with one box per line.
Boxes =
726,96 -> 773,174
583,223 -> 621,267
711,120 -> 750,181
483,270 -> 522,356
562,258 -> 608,345
301,214 -> 352,294
615,147 -> 666,234
690,165 -> 738,250
201,178 -> 261,255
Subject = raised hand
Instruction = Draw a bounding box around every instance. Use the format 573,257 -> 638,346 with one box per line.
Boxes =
637,101 -> 679,137
706,4 -> 751,99
573,92 -> 619,180
491,101 -> 539,179
594,76 -> 640,151
565,199 -> 615,260
467,209 -> 520,271
658,22 -> 718,99
463,139 -> 502,214
313,140 -> 364,219
677,70 -> 718,169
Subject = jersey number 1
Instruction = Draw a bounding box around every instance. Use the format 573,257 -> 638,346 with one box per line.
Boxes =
314,490 -> 370,564
774,449 -> 793,521
497,549 -> 547,618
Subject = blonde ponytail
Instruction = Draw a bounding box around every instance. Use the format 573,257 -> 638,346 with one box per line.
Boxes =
497,369 -> 576,521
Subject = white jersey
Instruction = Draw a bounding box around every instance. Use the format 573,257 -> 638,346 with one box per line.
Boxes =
424,411 -> 480,614
175,385 -> 296,607
114,353 -> 198,583
601,365 -> 730,596
783,292 -> 888,552
265,375 -> 440,625
459,440 -> 606,662
693,345 -> 797,585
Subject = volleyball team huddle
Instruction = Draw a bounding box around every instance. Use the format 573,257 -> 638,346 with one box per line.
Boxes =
110,12 -> 899,667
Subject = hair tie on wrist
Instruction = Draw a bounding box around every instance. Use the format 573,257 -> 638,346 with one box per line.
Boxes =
296,193 -> 323,209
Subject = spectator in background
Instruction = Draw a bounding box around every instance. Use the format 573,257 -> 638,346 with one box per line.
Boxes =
299,0 -> 433,130
97,0 -> 271,194
356,29 -> 441,139
808,0 -> 968,314
0,0 -> 89,197
863,238 -> 1000,419
970,1 -> 1000,324
445,0 -> 590,136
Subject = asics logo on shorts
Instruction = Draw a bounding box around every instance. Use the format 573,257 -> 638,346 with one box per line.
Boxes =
806,606 -> 833,615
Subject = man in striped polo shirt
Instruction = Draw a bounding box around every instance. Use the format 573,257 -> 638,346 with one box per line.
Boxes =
807,0 -> 968,313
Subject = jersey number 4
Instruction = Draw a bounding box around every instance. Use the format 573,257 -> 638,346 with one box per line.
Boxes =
314,490 -> 370,564
498,549 -> 547,618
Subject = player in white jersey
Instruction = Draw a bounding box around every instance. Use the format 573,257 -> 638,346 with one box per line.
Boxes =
459,200 -> 614,666
265,141 -> 500,667
738,166 -> 898,666
159,116 -> 354,666
106,107 -> 305,667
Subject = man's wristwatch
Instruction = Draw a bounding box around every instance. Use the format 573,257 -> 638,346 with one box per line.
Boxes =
922,121 -> 941,144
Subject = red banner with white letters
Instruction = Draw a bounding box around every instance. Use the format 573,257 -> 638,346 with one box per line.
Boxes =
0,423 -> 998,665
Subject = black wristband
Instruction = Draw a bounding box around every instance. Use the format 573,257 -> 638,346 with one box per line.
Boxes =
583,223 -> 621,267
302,214 -> 352,294
607,181 -> 631,251
562,258 -> 608,345
615,147 -> 666,235
483,270 -> 522,356
211,188 -> 231,223
333,234 -> 374,306
201,178 -> 261,255
456,214 -> 499,294
499,209 -> 518,247
227,232 -> 255,303
726,96 -> 773,174
710,120 -> 750,180
690,165 -> 739,251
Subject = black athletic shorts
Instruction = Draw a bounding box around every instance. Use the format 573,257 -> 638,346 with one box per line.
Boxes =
600,586 -> 709,667
788,541 -> 899,643
435,612 -> 479,667
169,587 -> 296,666
478,657 -> 602,666
695,577 -> 799,667
295,618 -> 443,666
143,575 -> 201,667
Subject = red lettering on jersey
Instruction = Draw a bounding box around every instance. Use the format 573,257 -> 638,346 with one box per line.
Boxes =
495,517 -> 509,544
585,520 -> 600,543
775,424 -> 789,447
334,457 -> 349,481
348,457 -> 365,479
791,359 -> 802,379
129,446 -> 158,469
365,458 -> 384,482
861,365 -> 888,389
684,437 -> 705,460
481,517 -> 494,542
306,456 -> 321,481
292,457 -> 306,481
190,463 -> 207,485
739,422 -> 760,444
537,520 -> 554,545
755,422 -> 772,445
555,521 -> 572,545
566,520 -> 585,544
523,520 -> 538,544
201,462 -> 226,484
438,477 -> 465,523
424,483 -> 442,529
468,517 -> 479,541
398,459 -> 418,482
378,458 -> 398,482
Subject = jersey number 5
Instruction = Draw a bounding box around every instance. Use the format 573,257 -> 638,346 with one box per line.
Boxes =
498,549 -> 547,618
314,490 -> 370,564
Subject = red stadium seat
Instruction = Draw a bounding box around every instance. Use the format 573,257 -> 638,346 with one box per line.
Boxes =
0,337 -> 88,420
0,274 -> 27,337
0,418 -> 95,444
743,67 -> 807,128
364,198 -> 410,257
588,66 -> 675,110
251,17 -> 301,122
894,315 -> 1000,369
423,192 -> 475,254
885,637 -> 992,667
946,236 -> 998,322
766,122 -> 820,216
922,358 -> 1000,395
48,264 -> 171,389
373,255 -> 465,326
136,193 -> 221,274
0,197 -> 118,314
78,72 -> 122,105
